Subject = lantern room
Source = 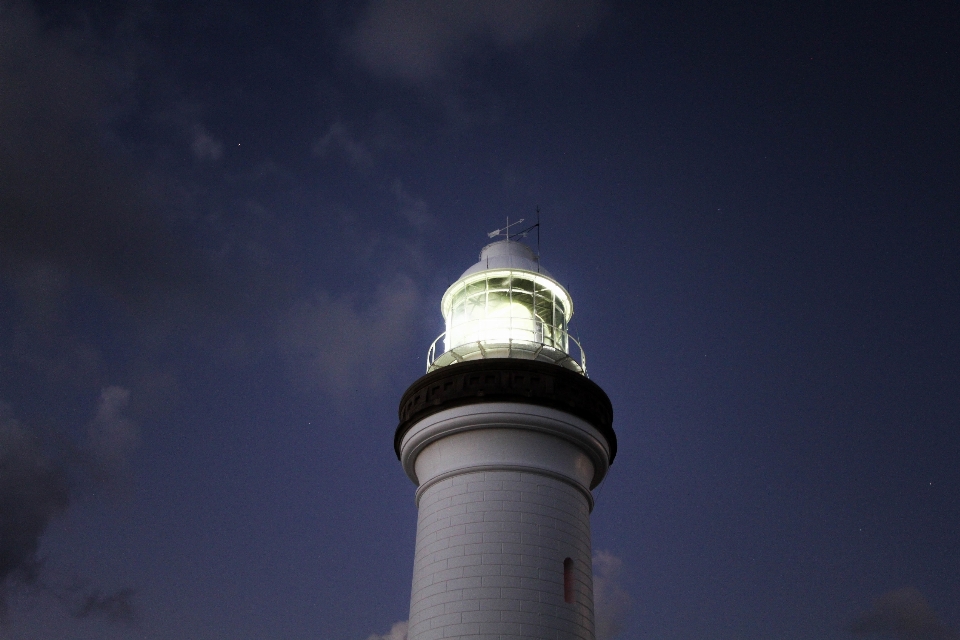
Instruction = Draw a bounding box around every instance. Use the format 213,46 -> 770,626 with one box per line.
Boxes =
426,239 -> 586,374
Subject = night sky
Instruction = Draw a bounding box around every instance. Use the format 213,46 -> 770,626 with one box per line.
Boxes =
1,1 -> 958,639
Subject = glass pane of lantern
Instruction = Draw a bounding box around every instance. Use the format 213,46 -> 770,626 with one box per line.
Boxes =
534,288 -> 555,346
465,279 -> 485,295
511,276 -> 533,294
555,298 -> 567,349
488,276 -> 511,293
512,289 -> 535,341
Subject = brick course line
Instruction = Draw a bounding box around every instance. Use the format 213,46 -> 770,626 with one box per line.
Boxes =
408,470 -> 595,640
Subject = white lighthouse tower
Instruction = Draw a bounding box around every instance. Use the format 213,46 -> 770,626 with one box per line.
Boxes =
395,232 -> 616,640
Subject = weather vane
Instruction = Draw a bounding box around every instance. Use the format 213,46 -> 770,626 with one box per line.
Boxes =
487,210 -> 542,253
487,217 -> 526,241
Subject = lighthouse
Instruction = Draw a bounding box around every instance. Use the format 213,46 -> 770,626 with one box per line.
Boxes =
395,230 -> 616,640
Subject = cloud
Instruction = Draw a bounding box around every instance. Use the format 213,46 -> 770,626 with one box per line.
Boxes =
593,550 -> 630,640
192,125 -> 223,161
278,276 -> 422,395
0,0 -> 437,400
73,587 -> 136,623
0,2 -> 221,312
0,405 -> 70,616
6,261 -> 107,391
347,0 -> 606,82
313,121 -> 375,168
391,179 -> 432,231
851,588 -> 959,640
0,391 -> 138,622
368,620 -> 408,640
86,386 -> 140,484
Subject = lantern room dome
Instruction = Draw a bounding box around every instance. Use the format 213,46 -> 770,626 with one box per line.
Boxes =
460,240 -> 553,279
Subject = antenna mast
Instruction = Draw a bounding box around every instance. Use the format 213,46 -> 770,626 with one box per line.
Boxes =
536,206 -> 541,261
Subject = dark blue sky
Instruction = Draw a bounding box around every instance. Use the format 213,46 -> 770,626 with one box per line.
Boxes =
0,1 -> 957,639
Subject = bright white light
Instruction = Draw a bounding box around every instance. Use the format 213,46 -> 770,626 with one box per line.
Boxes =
442,269 -> 571,353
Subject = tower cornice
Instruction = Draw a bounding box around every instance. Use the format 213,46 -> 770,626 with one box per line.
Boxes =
395,358 -> 616,462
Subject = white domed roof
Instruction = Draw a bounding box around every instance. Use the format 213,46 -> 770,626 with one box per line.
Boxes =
459,240 -> 551,278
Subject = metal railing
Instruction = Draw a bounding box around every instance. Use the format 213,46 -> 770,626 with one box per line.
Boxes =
426,323 -> 587,376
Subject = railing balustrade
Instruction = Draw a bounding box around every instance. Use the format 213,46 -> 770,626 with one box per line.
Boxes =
426,318 -> 587,376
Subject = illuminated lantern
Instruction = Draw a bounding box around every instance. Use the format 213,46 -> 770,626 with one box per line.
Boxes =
428,239 -> 585,374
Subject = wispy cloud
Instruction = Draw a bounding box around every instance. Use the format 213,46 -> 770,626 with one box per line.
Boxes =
313,121 -> 375,168
851,588 -> 959,640
278,275 -> 422,396
593,550 -> 630,640
391,179 -> 432,232
346,0 -> 606,83
86,386 -> 141,485
72,587 -> 136,624
0,2 -> 236,317
367,620 -> 408,640
0,1 -> 435,396
192,125 -> 223,161
0,405 -> 70,616
0,392 -> 138,622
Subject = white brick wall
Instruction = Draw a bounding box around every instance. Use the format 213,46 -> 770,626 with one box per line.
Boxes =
407,470 -> 595,640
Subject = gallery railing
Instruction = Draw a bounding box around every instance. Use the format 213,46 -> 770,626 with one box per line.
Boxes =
426,319 -> 587,376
